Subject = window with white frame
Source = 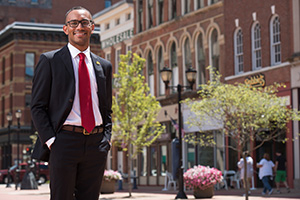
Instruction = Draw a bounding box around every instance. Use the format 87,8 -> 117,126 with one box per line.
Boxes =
147,51 -> 155,96
209,0 -> 219,5
126,13 -> 131,21
116,18 -> 120,26
105,23 -> 110,30
115,49 -> 121,75
105,52 -> 111,61
252,22 -> 262,70
170,42 -> 178,93
182,0 -> 191,15
158,46 -> 165,96
169,0 -> 177,20
157,0 -> 164,25
270,15 -> 281,65
196,33 -> 206,86
137,0 -> 143,33
184,38 -> 192,87
147,0 -> 154,29
195,0 -> 204,10
210,29 -> 219,77
234,28 -> 244,74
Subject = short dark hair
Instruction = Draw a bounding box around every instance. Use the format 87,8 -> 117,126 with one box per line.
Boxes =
65,6 -> 92,23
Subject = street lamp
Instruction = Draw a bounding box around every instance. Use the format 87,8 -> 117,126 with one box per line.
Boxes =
15,109 -> 22,190
6,112 -> 12,188
160,66 -> 197,199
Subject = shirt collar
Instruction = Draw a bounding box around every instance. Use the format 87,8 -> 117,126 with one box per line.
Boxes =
67,43 -> 91,61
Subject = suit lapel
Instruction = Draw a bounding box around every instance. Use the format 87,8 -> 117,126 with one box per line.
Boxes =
59,45 -> 74,78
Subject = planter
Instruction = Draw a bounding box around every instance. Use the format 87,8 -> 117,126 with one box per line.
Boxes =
193,186 -> 214,199
100,179 -> 116,194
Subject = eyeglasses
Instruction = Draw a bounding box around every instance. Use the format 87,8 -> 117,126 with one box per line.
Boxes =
66,19 -> 93,28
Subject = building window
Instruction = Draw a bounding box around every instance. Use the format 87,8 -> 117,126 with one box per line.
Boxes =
147,0 -> 154,29
147,51 -> 154,96
105,23 -> 110,30
183,38 -> 192,86
170,42 -> 178,93
252,22 -> 262,70
158,0 -> 164,25
270,16 -> 281,65
31,0 -> 38,4
126,13 -> 131,21
137,0 -> 143,33
105,0 -> 112,8
2,57 -> 5,85
160,145 -> 167,175
209,0 -> 219,5
115,49 -> 121,75
25,94 -> 31,107
150,146 -> 157,176
116,18 -> 120,26
210,29 -> 219,75
140,147 -> 147,176
234,28 -> 244,74
183,0 -> 191,15
196,33 -> 206,86
169,0 -> 177,20
195,0 -> 204,9
158,46 -> 165,96
10,53 -> 13,81
105,52 -> 111,61
25,52 -> 35,80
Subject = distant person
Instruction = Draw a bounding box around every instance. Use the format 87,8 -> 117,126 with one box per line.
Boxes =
257,153 -> 275,195
237,151 -> 253,191
275,151 -> 290,193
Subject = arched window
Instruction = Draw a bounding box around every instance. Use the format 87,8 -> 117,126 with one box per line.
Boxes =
234,28 -> 244,74
147,51 -> 154,96
196,33 -> 206,86
270,16 -> 281,65
210,29 -> 219,74
170,42 -> 178,93
184,38 -> 192,86
251,22 -> 262,70
157,47 -> 165,95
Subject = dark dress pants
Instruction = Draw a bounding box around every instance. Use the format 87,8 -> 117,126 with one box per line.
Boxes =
49,129 -> 109,200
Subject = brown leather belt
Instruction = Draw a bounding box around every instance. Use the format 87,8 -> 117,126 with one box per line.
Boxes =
61,125 -> 103,135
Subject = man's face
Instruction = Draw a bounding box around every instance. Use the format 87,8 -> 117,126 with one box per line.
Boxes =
63,9 -> 94,51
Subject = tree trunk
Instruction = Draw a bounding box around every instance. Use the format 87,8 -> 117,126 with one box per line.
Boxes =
127,143 -> 132,197
242,154 -> 249,200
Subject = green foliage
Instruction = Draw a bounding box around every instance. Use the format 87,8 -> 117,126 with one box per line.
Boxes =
112,52 -> 165,157
184,67 -> 300,153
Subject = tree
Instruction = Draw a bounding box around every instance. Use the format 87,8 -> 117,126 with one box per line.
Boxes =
183,69 -> 300,200
112,52 -> 165,197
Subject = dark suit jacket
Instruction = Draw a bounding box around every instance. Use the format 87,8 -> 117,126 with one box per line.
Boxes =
31,45 -> 112,146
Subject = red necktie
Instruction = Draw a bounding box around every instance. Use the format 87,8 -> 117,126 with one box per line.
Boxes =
78,53 -> 95,133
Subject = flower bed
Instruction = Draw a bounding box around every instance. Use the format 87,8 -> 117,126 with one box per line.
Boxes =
103,170 -> 122,181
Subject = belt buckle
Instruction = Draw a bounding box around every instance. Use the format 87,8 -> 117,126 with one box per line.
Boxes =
83,129 -> 90,135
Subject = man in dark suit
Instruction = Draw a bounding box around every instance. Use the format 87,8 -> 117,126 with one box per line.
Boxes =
31,6 -> 112,200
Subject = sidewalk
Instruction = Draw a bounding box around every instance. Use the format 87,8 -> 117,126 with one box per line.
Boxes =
0,183 -> 299,200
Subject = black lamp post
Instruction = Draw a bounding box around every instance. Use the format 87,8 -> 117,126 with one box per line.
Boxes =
6,112 -> 12,188
15,109 -> 22,190
160,66 -> 197,199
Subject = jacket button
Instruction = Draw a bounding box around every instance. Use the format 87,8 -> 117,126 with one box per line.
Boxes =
69,99 -> 73,103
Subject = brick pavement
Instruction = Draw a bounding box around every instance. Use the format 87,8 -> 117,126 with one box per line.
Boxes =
0,183 -> 299,200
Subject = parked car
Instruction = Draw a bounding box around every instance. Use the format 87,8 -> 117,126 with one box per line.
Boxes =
0,162 -> 50,184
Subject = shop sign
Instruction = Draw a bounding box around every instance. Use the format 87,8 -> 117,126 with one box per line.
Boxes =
101,28 -> 134,49
244,73 -> 265,88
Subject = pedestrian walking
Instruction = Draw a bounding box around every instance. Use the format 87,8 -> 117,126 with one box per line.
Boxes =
237,151 -> 253,194
274,150 -> 290,193
257,153 -> 275,195
31,6 -> 112,200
